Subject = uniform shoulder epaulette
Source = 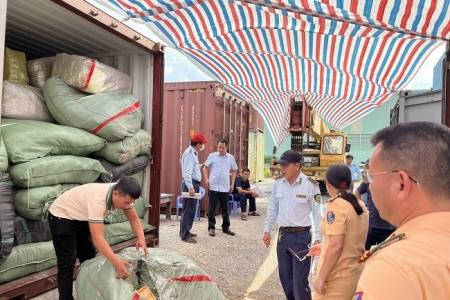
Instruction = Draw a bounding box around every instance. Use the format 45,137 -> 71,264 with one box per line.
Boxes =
359,233 -> 406,263
307,176 -> 319,186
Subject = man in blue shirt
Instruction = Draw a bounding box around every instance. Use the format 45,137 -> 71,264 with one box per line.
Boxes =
180,133 -> 208,244
231,167 -> 260,221
203,138 -> 238,237
355,158 -> 396,250
346,154 -> 361,192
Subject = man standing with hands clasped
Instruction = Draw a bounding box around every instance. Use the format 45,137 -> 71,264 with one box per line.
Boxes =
203,138 -> 238,237
180,132 -> 208,244
263,150 -> 323,300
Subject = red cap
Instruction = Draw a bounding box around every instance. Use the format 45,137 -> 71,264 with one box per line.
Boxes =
192,133 -> 208,143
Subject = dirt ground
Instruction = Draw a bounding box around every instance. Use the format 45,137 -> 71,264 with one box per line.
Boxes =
32,178 -> 324,299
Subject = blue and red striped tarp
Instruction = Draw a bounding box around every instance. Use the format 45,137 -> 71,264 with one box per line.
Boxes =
103,0 -> 448,146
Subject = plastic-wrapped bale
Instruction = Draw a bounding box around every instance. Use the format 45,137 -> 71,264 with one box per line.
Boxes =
3,47 -> 29,85
104,197 -> 150,224
9,155 -> 108,188
76,248 -> 225,300
2,80 -> 55,122
44,77 -> 143,141
1,119 -> 106,163
14,184 -> 78,220
13,216 -> 52,246
104,219 -> 154,246
92,130 -> 151,164
0,241 -> 56,284
97,155 -> 151,183
51,53 -> 132,94
0,174 -> 15,265
0,139 -> 8,173
27,56 -> 55,88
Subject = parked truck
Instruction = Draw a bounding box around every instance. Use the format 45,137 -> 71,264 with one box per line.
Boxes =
271,98 -> 350,193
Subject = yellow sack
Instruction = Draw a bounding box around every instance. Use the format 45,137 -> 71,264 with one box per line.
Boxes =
3,47 -> 29,84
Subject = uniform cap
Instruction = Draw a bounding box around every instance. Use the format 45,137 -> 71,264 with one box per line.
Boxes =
192,133 -> 208,143
361,158 -> 370,165
275,150 -> 301,166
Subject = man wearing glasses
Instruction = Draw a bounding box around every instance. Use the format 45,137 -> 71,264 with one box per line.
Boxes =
263,150 -> 322,300
353,122 -> 450,300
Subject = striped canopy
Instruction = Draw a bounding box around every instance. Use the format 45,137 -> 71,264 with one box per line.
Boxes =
105,0 -> 448,146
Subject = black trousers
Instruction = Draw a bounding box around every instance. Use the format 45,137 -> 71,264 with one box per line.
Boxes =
48,212 -> 97,300
179,180 -> 200,240
208,191 -> 231,230
365,226 -> 395,250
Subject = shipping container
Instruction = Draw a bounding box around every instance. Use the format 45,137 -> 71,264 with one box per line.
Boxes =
248,105 -> 265,133
0,0 -> 164,298
161,81 -> 249,216
248,131 -> 265,182
391,90 -> 442,125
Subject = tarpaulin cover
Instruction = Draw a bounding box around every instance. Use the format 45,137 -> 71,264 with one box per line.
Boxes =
14,184 -> 79,221
13,216 -> 52,246
104,197 -> 151,224
76,247 -> 225,300
9,155 -> 108,188
3,47 -> 29,85
92,129 -> 152,164
97,154 -> 151,183
27,56 -> 55,89
100,0 -> 450,145
1,119 -> 106,163
2,80 -> 56,123
52,53 -> 132,94
0,173 -> 14,265
44,77 -> 143,141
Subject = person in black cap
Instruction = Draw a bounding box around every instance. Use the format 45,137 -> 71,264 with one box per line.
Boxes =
263,150 -> 323,300
179,132 -> 208,244
355,158 -> 396,250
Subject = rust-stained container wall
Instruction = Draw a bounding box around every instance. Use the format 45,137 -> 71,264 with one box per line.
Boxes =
248,131 -> 265,182
249,105 -> 265,133
161,81 -> 249,216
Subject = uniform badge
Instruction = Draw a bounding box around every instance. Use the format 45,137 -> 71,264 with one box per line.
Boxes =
296,194 -> 306,198
327,211 -> 335,224
314,194 -> 321,204
354,292 -> 363,300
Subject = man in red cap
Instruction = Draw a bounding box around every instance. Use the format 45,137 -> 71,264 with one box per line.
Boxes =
179,132 -> 208,243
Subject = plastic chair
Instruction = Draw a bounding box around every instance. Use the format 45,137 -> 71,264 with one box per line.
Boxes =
176,187 -> 205,222
228,194 -> 238,217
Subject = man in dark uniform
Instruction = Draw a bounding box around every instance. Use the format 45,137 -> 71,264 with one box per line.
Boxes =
231,167 -> 260,220
179,133 -> 208,243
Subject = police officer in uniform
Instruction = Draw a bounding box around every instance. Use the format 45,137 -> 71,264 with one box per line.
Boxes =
263,150 -> 323,300
179,133 -> 208,243
353,122 -> 450,299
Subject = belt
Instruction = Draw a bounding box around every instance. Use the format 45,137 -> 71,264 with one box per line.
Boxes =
279,226 -> 311,233
192,179 -> 201,184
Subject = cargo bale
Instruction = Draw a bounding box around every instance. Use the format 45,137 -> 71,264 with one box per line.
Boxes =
3,47 -> 29,85
0,173 -> 15,265
27,56 -> 55,88
13,216 -> 52,246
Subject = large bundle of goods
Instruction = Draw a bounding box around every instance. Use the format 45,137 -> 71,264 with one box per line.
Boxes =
2,80 -> 55,122
97,155 -> 150,183
0,140 -> 8,173
3,47 -> 29,84
0,174 -> 15,265
52,53 -> 132,94
27,56 -> 55,88
13,216 -> 52,246
76,248 -> 225,300
104,197 -> 150,224
43,77 -> 143,141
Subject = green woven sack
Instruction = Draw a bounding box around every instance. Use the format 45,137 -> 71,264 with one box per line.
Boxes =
103,219 -> 154,246
92,129 -> 151,164
9,156 -> 108,188
0,140 -> 8,172
1,119 -> 106,163
14,184 -> 78,220
0,241 -> 56,284
104,197 -> 150,224
43,77 -> 143,142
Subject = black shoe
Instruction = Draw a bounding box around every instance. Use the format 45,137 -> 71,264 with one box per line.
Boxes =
222,229 -> 235,236
182,237 -> 197,244
189,232 -> 197,237
209,229 -> 216,236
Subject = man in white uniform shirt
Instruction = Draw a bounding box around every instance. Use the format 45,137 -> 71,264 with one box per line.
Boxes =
263,150 -> 323,300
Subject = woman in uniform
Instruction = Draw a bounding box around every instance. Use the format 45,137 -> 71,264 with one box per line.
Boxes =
307,163 -> 369,299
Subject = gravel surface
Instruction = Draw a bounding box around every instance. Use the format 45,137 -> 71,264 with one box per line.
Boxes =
32,178 -> 325,299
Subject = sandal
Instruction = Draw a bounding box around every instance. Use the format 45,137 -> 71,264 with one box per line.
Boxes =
248,212 -> 261,216
241,214 -> 248,221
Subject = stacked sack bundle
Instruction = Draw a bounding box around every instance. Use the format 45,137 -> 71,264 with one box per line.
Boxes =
0,50 -> 152,284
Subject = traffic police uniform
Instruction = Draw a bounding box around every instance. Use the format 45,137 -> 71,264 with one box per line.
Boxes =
313,196 -> 368,300
353,212 -> 450,300
264,172 -> 323,300
180,145 -> 202,240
